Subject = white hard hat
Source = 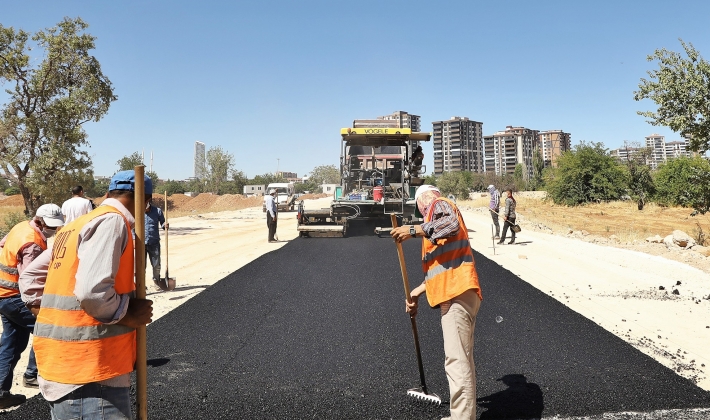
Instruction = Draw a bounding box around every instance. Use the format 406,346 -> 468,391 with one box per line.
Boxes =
414,185 -> 440,201
36,204 -> 65,227
269,189 -> 276,195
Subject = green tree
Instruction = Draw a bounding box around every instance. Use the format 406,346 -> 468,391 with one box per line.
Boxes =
251,172 -> 286,187
230,170 -> 248,195
158,180 -> 186,196
116,151 -> 158,186
423,174 -> 437,186
622,142 -> 655,210
546,142 -> 627,205
529,147 -> 545,191
116,152 -> 143,171
634,39 -> 710,152
654,156 -> 710,210
29,168 -> 95,206
0,18 -> 116,214
86,177 -> 110,198
308,165 -> 340,186
436,171 -> 472,200
205,146 -> 234,194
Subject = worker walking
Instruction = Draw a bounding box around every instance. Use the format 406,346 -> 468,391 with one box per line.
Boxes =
61,185 -> 94,223
144,198 -> 169,288
391,185 -> 483,420
32,170 -> 153,419
498,189 -> 517,245
0,204 -> 64,408
488,184 -> 500,240
265,189 -> 278,243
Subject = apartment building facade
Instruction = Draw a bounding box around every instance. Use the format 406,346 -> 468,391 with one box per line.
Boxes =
645,134 -> 667,169
665,140 -> 689,159
432,117 -> 484,175
379,110 -> 422,150
537,130 -> 571,167
483,126 -> 538,180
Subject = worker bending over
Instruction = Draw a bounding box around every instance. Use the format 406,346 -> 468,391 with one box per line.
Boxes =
30,170 -> 153,419
391,185 -> 483,420
0,204 -> 64,408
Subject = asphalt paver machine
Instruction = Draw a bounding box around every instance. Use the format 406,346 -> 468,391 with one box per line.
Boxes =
297,126 -> 431,237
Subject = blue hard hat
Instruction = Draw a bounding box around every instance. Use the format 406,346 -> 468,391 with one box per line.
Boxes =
109,170 -> 153,194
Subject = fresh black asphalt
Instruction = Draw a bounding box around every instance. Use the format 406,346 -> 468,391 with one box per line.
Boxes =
5,220 -> 710,419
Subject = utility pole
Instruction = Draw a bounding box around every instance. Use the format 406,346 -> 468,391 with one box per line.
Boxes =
277,158 -> 280,175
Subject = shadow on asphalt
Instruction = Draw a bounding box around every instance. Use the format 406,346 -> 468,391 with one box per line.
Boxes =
147,358 -> 170,368
477,374 -> 544,420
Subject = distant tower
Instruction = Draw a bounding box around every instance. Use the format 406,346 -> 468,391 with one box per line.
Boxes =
194,141 -> 206,179
150,151 -> 154,172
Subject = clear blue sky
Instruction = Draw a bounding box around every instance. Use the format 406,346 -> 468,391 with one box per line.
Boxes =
4,0 -> 710,180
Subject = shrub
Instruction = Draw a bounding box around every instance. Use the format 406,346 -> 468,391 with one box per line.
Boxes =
4,187 -> 20,196
546,142 -> 627,205
653,156 -> 710,211
0,212 -> 29,239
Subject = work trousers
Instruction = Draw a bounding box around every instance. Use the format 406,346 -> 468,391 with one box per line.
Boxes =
0,295 -> 37,391
50,383 -> 132,420
145,242 -> 161,283
441,289 -> 481,420
267,212 -> 277,241
500,216 -> 516,243
489,209 -> 500,237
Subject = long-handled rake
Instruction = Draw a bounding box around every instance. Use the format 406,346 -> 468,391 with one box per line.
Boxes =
390,215 -> 441,405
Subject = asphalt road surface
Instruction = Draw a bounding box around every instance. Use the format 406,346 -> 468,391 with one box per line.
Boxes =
6,221 -> 710,419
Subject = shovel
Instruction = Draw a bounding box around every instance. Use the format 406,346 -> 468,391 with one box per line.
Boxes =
156,191 -> 176,291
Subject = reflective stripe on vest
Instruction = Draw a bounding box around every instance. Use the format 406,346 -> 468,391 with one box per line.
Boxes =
0,221 -> 46,298
421,197 -> 482,307
34,205 -> 136,384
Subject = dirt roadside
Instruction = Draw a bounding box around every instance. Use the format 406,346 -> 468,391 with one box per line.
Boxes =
4,196 -> 709,406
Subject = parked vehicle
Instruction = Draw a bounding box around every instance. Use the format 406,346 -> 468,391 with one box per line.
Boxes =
263,182 -> 297,212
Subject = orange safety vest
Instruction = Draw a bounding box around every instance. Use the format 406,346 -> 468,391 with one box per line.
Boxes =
34,206 -> 136,384
421,197 -> 482,308
0,221 -> 46,298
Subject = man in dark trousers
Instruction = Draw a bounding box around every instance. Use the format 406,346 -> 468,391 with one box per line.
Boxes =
145,198 -> 169,288
265,189 -> 278,242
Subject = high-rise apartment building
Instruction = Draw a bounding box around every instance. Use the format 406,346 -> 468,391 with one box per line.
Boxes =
377,110 -> 421,132
537,130 -> 571,167
665,139 -> 690,159
377,110 -> 422,150
432,117 -> 484,175
645,134 -> 666,170
194,141 -> 206,179
483,126 -> 538,180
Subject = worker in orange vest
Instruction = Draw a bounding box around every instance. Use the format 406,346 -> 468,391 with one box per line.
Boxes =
0,203 -> 64,408
32,170 -> 153,419
391,185 -> 483,420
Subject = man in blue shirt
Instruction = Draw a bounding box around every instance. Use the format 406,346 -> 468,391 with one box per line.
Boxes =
145,199 -> 169,287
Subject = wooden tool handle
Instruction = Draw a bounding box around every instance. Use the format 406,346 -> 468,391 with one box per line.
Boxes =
390,214 -> 412,304
390,214 -> 429,394
164,191 -> 168,269
134,166 -> 148,420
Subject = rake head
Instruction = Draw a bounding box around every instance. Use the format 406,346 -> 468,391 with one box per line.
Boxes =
407,388 -> 441,405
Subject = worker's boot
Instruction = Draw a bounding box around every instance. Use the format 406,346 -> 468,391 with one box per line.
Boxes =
0,390 -> 26,408
23,375 -> 38,388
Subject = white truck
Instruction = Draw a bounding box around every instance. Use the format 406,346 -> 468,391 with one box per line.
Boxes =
263,182 -> 297,212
